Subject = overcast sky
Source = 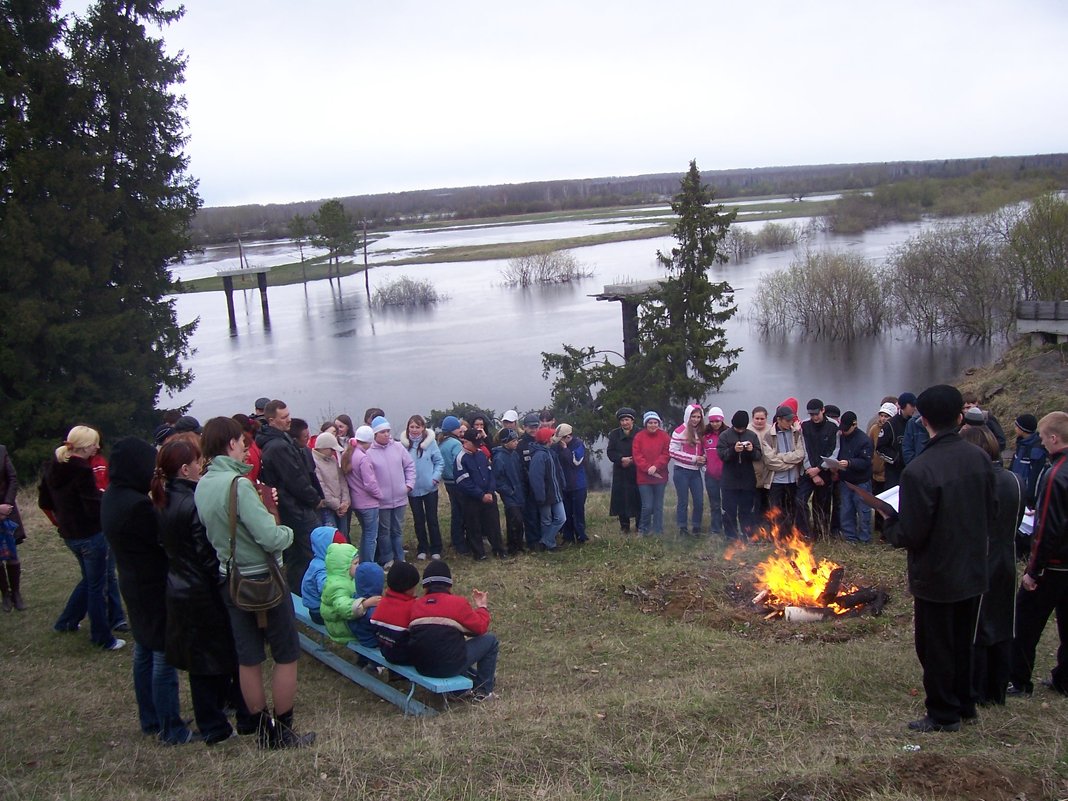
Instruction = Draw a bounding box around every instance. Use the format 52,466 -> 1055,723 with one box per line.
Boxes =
63,1 -> 1068,208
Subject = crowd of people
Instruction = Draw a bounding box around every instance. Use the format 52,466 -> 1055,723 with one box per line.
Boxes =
5,383 -> 1065,744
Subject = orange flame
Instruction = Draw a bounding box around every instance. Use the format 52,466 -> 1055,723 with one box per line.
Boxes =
744,510 -> 856,614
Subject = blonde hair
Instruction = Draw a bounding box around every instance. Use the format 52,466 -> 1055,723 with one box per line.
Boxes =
56,425 -> 100,462
1039,411 -> 1068,445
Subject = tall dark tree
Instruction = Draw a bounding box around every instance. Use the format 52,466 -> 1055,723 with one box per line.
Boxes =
288,212 -> 311,282
542,160 -> 741,433
0,0 -> 200,473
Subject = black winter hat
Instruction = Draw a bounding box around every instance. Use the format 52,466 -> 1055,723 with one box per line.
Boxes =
422,560 -> 453,587
840,411 -> 858,430
1016,414 -> 1038,434
731,410 -> 749,429
916,384 -> 963,430
386,562 -> 420,593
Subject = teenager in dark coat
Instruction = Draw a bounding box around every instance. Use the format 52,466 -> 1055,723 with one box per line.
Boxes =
884,385 -> 996,732
102,436 -> 195,744
958,426 -> 1024,706
607,408 -> 640,532
153,438 -> 254,744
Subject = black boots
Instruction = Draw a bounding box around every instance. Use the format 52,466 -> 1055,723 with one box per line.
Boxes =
9,561 -> 25,611
0,565 -> 10,612
254,708 -> 316,749
0,561 -> 18,612
274,709 -> 316,749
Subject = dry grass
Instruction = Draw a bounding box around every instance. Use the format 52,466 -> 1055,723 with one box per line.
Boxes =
2,488 -> 1067,801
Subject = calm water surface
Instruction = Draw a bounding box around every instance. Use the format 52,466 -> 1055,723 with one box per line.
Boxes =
167,216 -> 996,431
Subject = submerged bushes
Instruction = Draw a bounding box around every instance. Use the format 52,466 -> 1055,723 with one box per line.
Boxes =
723,222 -> 803,261
371,276 -> 443,307
753,251 -> 888,340
499,250 -> 593,286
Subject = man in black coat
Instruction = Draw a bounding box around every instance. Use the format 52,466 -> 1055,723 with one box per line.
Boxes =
716,410 -> 761,540
798,398 -> 838,540
256,400 -> 323,587
884,384 -> 996,732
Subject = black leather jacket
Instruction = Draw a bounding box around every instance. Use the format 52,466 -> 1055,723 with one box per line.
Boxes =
1028,450 -> 1068,580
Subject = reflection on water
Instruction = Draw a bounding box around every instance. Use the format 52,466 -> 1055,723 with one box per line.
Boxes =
167,216 -> 997,432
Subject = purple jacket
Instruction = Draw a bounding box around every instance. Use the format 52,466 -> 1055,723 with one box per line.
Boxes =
347,446 -> 382,511
365,439 -> 415,509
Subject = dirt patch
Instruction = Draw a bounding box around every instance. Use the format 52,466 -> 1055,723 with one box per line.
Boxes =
623,562 -> 891,643
720,753 -> 1063,801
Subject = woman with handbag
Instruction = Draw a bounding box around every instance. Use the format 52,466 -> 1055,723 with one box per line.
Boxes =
194,417 -> 315,750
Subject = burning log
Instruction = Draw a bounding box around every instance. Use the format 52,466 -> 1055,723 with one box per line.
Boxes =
818,566 -> 845,606
834,587 -> 889,615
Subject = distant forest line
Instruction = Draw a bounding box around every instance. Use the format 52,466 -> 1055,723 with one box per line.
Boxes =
190,153 -> 1068,246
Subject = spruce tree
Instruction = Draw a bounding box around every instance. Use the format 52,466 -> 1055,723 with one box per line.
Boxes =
628,159 -> 740,419
0,0 -> 200,473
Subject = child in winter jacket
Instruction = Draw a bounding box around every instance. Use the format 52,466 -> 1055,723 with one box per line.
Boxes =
491,430 -> 525,554
300,526 -> 348,624
320,542 -> 382,645
370,561 -> 421,664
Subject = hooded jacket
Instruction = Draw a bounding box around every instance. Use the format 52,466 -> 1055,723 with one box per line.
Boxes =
313,449 -> 350,512
364,438 -> 416,509
346,445 -> 381,510
456,446 -> 496,499
352,561 -> 384,648
301,526 -> 341,617
101,437 -> 168,652
401,432 -> 444,497
554,436 -> 587,492
1011,431 -> 1047,508
321,542 -> 360,643
670,404 -> 705,471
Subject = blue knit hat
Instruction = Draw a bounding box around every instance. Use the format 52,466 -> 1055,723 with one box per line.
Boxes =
441,415 -> 462,434
642,411 -> 661,425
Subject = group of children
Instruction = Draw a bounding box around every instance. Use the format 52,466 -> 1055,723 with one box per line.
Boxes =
300,525 -> 498,700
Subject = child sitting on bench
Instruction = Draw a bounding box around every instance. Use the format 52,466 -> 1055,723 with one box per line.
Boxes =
321,542 -> 382,647
408,561 -> 499,701
370,562 -> 420,665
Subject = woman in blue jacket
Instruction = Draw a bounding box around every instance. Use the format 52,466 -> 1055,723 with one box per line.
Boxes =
403,415 -> 445,561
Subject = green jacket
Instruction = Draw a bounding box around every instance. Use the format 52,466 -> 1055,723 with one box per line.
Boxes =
321,542 -> 359,643
194,455 -> 293,577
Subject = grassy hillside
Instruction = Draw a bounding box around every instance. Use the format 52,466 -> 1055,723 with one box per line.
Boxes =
2,487 -> 1066,800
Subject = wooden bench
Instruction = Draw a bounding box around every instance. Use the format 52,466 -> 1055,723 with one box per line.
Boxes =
291,594 -> 472,717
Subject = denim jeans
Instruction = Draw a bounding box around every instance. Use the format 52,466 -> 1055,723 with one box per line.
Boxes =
133,642 -> 191,743
539,501 -> 566,549
464,633 -> 499,694
638,483 -> 666,535
319,508 -> 344,531
409,490 -> 443,554
672,467 -> 704,531
377,505 -> 406,564
703,474 -> 723,533
561,488 -> 587,542
55,533 -> 124,647
839,480 -> 872,543
354,507 -> 379,563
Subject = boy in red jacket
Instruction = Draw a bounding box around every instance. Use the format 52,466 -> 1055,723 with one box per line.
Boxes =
408,561 -> 498,701
369,562 -> 421,664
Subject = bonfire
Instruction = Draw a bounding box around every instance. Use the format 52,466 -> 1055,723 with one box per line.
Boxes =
726,508 -> 888,620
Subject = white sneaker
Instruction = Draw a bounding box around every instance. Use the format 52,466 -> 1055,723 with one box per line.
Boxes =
106,638 -> 126,651
416,552 -> 427,561
383,560 -> 394,570
472,691 -> 498,703
430,553 -> 441,560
